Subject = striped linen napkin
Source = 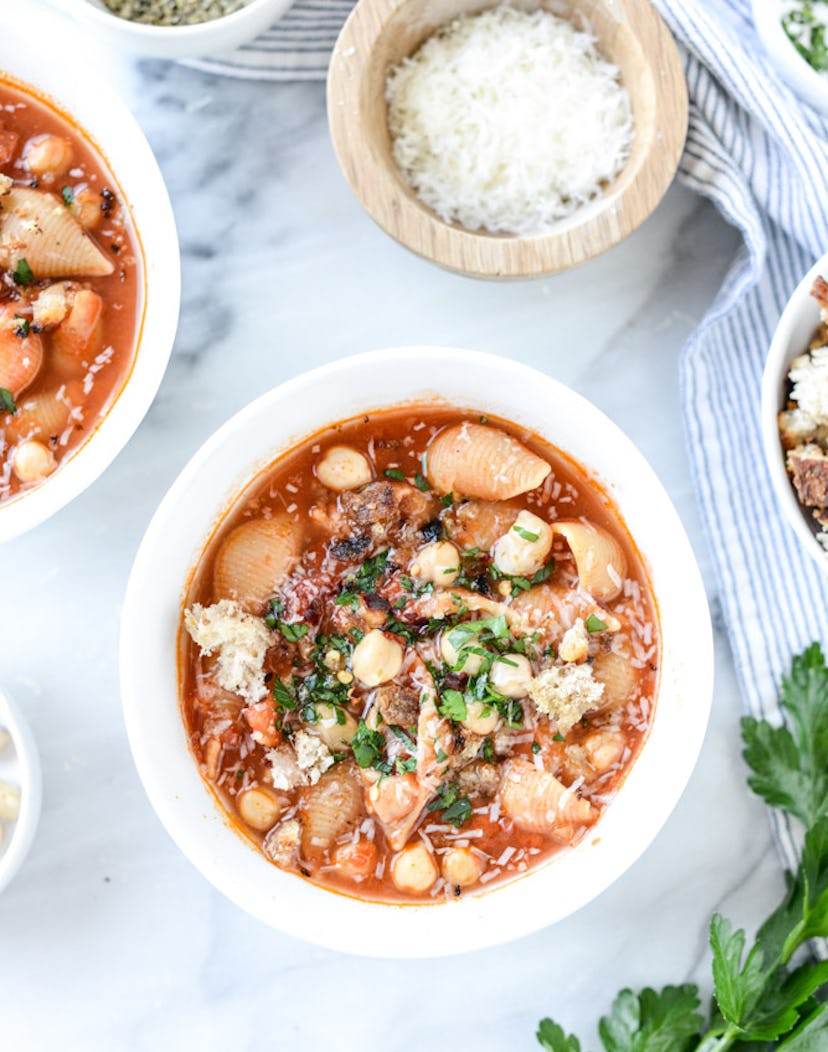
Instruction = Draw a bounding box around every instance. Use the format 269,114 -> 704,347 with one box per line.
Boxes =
658,0 -> 828,928
191,0 -> 828,914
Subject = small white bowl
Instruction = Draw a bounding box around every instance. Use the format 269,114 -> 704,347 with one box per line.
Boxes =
761,251 -> 828,574
50,0 -> 296,60
0,687 -> 42,896
753,0 -> 828,115
121,347 -> 713,957
0,27 -> 179,542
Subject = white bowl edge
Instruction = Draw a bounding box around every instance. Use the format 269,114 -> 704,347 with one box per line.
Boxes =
761,253 -> 828,576
0,27 -> 180,541
0,687 -> 43,896
121,347 -> 714,958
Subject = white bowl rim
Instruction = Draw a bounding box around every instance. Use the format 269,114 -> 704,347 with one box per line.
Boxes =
0,686 -> 43,896
121,346 -> 713,957
0,35 -> 180,542
761,251 -> 828,575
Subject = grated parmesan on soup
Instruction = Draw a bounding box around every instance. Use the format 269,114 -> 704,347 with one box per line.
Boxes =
385,4 -> 634,236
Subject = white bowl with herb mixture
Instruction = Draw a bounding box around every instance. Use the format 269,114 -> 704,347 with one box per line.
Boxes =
50,0 -> 296,59
753,0 -> 828,115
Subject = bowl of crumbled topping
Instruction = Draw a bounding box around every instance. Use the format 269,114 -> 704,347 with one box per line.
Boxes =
0,688 -> 42,896
327,0 -> 688,278
753,0 -> 828,115
51,0 -> 296,58
763,259 -> 828,572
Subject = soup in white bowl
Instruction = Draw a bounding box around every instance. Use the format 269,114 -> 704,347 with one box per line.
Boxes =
121,348 -> 713,955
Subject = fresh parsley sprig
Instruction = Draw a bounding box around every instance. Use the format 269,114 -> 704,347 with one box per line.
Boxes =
537,643 -> 828,1052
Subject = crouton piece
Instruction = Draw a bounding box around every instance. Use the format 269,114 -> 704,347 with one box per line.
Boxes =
184,599 -> 272,705
528,663 -> 605,734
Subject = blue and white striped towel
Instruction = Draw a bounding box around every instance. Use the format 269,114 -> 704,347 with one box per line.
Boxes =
194,0 -> 828,916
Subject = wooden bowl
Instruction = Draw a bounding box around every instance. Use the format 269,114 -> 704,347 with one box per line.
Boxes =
327,0 -> 688,279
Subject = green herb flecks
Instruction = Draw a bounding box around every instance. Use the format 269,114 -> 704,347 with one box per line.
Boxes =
0,387 -> 16,415
586,614 -> 608,633
384,468 -> 405,481
13,258 -> 33,285
61,185 -> 74,207
350,719 -> 386,770
513,524 -> 540,543
13,314 -> 29,337
426,782 -> 472,827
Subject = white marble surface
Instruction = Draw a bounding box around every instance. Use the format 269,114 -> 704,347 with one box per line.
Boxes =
1,8 -> 786,1050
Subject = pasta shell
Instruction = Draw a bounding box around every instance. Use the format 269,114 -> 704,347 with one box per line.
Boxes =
0,188 -> 114,278
592,640 -> 636,709
0,308 -> 43,397
552,520 -> 627,602
213,515 -> 299,612
500,758 -> 596,843
426,423 -> 551,500
300,766 -> 363,861
5,381 -> 80,442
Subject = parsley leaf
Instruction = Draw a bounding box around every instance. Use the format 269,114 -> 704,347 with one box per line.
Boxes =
61,185 -> 74,206
426,781 -> 472,826
414,471 -> 430,492
0,387 -> 16,415
586,613 -> 608,632
278,621 -> 309,642
536,1020 -> 581,1052
13,314 -> 29,337
598,985 -> 703,1052
742,643 -> 828,828
13,258 -> 33,285
350,719 -> 385,769
513,524 -> 540,542
438,688 -> 467,722
384,468 -> 405,480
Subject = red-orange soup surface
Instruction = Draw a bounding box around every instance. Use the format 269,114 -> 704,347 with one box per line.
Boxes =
181,408 -> 660,903
0,78 -> 142,503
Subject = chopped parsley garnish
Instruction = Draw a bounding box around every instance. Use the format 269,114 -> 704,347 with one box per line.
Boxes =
586,613 -> 608,633
13,258 -> 33,285
263,598 -> 283,630
61,185 -> 74,207
414,471 -> 430,492
427,782 -> 472,827
395,756 -> 417,774
334,591 -> 358,609
438,688 -> 467,722
272,678 -> 297,711
13,314 -> 29,337
0,388 -> 16,415
344,549 -> 390,595
553,732 -> 565,743
441,492 -> 454,507
350,719 -> 386,769
481,738 -> 495,763
532,741 -> 541,754
384,468 -> 405,481
513,524 -> 540,543
278,621 -> 309,643
389,724 -> 416,752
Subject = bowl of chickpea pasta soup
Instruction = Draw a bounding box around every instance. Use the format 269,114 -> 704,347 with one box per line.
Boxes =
122,348 -> 712,954
0,34 -> 179,540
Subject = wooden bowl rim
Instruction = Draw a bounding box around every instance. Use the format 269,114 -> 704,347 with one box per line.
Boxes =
327,0 -> 689,279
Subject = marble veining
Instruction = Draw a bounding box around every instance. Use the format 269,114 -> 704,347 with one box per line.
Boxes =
0,5 -> 785,1049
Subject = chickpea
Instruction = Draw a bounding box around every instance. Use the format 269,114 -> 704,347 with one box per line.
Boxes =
410,540 -> 460,587
312,702 -> 358,751
316,445 -> 372,491
12,440 -> 57,483
441,847 -> 485,888
489,653 -> 534,698
462,699 -> 499,736
391,842 -> 438,894
492,510 -> 553,578
23,135 -> 72,180
351,629 -> 403,687
440,629 -> 484,676
237,787 -> 282,832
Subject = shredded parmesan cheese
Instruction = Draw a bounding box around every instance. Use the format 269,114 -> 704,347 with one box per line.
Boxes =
385,4 -> 633,235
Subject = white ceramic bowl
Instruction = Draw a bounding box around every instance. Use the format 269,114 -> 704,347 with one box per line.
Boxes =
0,687 -> 42,896
121,347 -> 713,957
753,0 -> 828,115
50,0 -> 296,60
0,28 -> 179,543
761,251 -> 828,574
